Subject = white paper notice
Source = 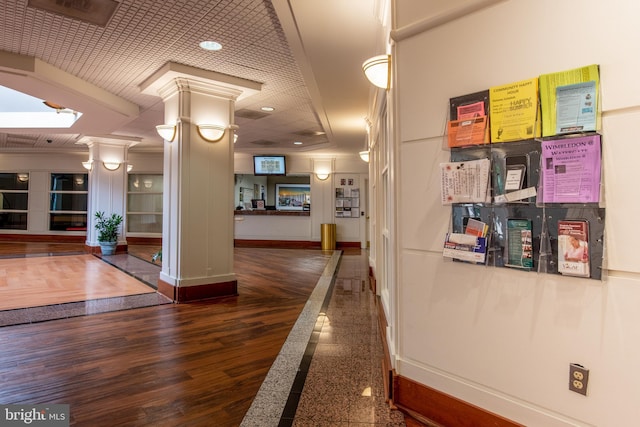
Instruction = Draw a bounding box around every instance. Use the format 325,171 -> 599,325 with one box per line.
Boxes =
440,158 -> 491,204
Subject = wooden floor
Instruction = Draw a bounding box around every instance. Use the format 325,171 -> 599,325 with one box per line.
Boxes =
0,243 -> 335,426
0,254 -> 156,311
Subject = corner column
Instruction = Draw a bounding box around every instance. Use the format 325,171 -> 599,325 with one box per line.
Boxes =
79,135 -> 139,254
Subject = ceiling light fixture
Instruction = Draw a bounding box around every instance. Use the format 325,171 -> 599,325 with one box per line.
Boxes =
362,54 -> 391,89
103,161 -> 121,171
156,124 -> 177,142
261,106 -> 275,112
197,124 -> 226,142
43,100 -> 66,111
294,141 -> 303,145
199,40 -> 222,51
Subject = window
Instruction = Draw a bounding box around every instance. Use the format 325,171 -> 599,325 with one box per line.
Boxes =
0,173 -> 29,230
127,174 -> 162,234
49,173 -> 88,231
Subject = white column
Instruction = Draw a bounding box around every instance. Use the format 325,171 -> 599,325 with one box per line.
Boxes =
78,135 -> 139,252
141,63 -> 261,302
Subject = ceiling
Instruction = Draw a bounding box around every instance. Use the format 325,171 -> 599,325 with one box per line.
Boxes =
0,0 -> 384,157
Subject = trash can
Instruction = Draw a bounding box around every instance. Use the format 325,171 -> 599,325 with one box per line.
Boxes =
321,223 -> 336,250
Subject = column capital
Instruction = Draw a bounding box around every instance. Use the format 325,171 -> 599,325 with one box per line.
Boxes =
140,61 -> 261,102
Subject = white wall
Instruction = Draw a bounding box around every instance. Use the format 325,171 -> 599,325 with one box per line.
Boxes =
391,0 -> 640,425
0,151 -> 89,235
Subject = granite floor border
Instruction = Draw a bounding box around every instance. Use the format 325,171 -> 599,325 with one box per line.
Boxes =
240,250 -> 342,427
0,293 -> 173,327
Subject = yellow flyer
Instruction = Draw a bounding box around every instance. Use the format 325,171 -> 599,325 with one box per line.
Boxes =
489,78 -> 540,142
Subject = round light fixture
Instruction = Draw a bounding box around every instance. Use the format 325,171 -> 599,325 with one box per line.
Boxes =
199,40 -> 222,51
294,141 -> 303,145
261,106 -> 275,112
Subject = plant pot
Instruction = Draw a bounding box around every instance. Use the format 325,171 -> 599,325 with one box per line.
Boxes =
99,241 -> 117,256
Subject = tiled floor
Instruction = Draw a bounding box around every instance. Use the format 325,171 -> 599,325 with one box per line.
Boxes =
242,250 -> 406,426
293,253 -> 404,426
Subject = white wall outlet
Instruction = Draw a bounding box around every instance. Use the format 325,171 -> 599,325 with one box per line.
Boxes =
569,363 -> 589,396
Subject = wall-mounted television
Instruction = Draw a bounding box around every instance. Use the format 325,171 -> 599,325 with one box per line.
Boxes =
253,155 -> 286,176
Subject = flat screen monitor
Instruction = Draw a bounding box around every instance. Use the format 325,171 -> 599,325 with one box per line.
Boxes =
253,155 -> 286,176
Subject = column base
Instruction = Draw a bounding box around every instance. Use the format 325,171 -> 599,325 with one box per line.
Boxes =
157,278 -> 238,303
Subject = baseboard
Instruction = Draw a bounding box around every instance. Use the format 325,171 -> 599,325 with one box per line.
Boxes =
234,239 -> 319,249
127,237 -> 162,245
234,239 -> 361,249
392,375 -> 523,427
0,233 -> 85,243
373,266 -> 521,427
157,277 -> 238,302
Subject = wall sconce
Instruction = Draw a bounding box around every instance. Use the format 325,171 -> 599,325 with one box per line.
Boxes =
362,54 -> 391,89
103,161 -> 121,171
314,158 -> 333,181
82,160 -> 93,171
127,164 -> 133,172
359,150 -> 370,162
17,173 -> 29,182
143,179 -> 153,189
197,124 -> 226,142
156,124 -> 177,142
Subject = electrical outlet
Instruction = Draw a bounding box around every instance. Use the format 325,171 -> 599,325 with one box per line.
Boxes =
569,363 -> 589,396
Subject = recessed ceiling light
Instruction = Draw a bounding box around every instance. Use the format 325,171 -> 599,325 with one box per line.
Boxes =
199,40 -> 222,51
294,141 -> 303,145
261,106 -> 275,112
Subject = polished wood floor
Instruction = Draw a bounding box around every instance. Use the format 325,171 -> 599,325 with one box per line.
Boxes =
0,243 -> 335,426
0,254 -> 155,311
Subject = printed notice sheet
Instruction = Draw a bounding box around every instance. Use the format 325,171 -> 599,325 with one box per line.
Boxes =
440,158 -> 490,204
489,78 -> 540,142
556,81 -> 597,134
539,64 -> 600,137
539,134 -> 601,203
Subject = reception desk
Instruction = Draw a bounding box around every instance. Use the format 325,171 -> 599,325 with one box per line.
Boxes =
234,209 -> 314,247
234,209 -> 310,217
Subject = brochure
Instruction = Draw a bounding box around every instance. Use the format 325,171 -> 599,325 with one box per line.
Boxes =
447,116 -> 489,148
505,219 -> 533,270
443,234 -> 487,263
558,220 -> 590,277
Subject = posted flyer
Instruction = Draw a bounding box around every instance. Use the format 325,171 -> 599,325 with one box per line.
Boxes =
539,134 -> 601,203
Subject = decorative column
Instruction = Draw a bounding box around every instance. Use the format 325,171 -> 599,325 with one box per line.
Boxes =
79,135 -> 139,254
141,63 -> 261,302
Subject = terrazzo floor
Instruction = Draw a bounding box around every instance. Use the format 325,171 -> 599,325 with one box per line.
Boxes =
242,250 -> 406,426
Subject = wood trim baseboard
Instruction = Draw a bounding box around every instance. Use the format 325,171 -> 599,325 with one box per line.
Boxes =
0,233 -> 86,243
234,239 -> 361,249
393,375 -> 524,427
157,278 -> 238,303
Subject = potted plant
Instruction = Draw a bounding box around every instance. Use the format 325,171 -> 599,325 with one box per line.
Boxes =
94,211 -> 123,255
